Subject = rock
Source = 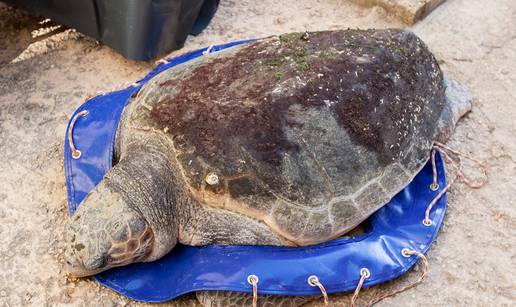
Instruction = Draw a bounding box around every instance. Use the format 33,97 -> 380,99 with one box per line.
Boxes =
351,0 -> 447,24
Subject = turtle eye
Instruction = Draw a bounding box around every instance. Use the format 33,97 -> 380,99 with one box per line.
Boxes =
109,221 -> 130,241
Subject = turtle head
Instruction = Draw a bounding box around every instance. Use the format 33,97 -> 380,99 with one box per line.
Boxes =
64,189 -> 154,277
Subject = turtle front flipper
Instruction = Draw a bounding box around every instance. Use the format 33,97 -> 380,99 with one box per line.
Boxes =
64,135 -> 180,276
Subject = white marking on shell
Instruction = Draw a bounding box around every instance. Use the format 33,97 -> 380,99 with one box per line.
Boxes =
355,56 -> 370,64
205,172 -> 220,185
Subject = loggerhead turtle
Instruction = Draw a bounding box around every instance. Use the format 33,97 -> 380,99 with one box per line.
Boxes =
64,29 -> 473,306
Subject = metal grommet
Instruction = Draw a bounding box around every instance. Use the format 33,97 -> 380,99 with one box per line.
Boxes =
360,268 -> 371,278
401,248 -> 412,257
422,218 -> 432,227
247,274 -> 259,285
429,182 -> 439,191
307,275 -> 319,286
72,150 -> 82,159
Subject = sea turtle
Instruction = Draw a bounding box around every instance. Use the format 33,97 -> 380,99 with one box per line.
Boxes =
64,29 -> 473,306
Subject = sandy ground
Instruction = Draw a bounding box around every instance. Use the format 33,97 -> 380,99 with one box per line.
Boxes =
0,0 -> 514,306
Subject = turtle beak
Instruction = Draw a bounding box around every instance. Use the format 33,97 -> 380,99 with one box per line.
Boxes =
64,248 -> 107,277
63,228 -> 110,277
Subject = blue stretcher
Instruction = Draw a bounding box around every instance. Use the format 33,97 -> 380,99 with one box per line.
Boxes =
64,40 -> 447,302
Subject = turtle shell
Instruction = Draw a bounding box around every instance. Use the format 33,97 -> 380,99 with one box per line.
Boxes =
125,29 -> 445,245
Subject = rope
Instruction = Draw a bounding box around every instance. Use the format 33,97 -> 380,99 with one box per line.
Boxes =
247,275 -> 259,307
308,275 -> 329,306
351,268 -> 370,307
155,58 -> 170,65
424,143 -> 488,225
366,249 -> 429,307
203,45 -> 214,55
67,110 -> 89,159
434,142 -> 488,188
430,149 -> 439,191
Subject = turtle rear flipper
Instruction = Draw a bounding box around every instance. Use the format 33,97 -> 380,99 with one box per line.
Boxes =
435,75 -> 475,143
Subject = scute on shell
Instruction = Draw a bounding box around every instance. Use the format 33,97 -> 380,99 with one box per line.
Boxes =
125,29 -> 445,244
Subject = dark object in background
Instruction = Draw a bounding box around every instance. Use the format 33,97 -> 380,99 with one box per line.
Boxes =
2,0 -> 219,61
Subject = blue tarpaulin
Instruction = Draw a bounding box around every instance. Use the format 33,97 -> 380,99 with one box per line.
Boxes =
64,40 -> 447,302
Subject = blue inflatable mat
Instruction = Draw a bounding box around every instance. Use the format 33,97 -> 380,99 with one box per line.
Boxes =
64,40 -> 446,302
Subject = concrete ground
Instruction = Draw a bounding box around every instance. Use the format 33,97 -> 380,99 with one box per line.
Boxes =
0,0 -> 514,306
